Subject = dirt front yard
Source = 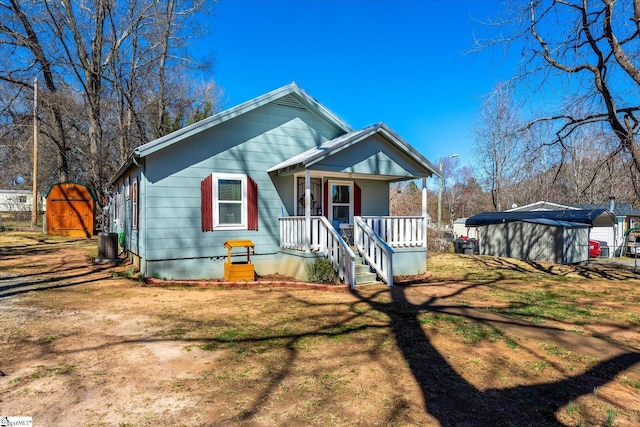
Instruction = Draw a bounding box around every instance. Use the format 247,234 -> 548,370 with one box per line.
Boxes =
1,232 -> 639,426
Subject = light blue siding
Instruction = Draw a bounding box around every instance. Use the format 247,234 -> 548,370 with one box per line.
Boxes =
132,102 -> 344,279
110,168 -> 143,257
110,87 -> 435,281
310,134 -> 426,178
393,247 -> 427,276
357,179 -> 390,216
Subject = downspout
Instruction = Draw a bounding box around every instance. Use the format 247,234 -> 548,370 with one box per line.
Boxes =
132,155 -> 146,275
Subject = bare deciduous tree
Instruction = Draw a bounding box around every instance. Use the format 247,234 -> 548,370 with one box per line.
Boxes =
390,180 -> 426,217
473,82 -> 523,211
447,166 -> 490,221
481,0 -> 640,199
0,0 -> 218,202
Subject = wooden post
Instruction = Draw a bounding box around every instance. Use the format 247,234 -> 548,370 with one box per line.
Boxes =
304,169 -> 311,253
32,78 -> 38,227
422,178 -> 428,248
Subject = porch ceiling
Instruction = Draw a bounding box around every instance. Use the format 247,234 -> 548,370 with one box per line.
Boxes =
267,123 -> 440,180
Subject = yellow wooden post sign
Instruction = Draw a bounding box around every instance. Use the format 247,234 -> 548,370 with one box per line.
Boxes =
223,240 -> 255,281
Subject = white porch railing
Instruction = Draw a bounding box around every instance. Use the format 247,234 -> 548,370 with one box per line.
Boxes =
280,215 -> 427,288
279,216 -> 355,288
354,217 -> 394,286
360,216 -> 427,248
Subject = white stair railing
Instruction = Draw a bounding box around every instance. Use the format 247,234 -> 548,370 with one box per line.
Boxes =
279,216 -> 355,288
354,217 -> 394,286
318,217 -> 356,288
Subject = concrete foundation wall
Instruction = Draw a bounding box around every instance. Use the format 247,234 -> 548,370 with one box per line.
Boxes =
392,247 -> 427,276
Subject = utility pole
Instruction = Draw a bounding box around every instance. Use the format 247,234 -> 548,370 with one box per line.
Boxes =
437,153 -> 458,230
32,78 -> 38,227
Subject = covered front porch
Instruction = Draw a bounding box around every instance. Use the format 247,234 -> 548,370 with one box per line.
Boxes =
268,123 -> 439,289
279,212 -> 429,288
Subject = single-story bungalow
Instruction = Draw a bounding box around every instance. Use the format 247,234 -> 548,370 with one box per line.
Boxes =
107,83 -> 441,288
465,209 -> 615,264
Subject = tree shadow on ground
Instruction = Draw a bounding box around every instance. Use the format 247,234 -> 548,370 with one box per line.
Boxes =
0,238 -> 91,257
350,285 -> 640,426
3,238 -> 638,425
475,254 -> 640,281
0,243 -> 117,299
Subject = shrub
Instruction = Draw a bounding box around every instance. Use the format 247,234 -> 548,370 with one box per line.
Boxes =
307,257 -> 338,284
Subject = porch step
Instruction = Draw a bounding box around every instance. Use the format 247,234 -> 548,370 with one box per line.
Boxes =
354,257 -> 384,286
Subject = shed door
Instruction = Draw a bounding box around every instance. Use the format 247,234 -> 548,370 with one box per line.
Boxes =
49,198 -> 92,231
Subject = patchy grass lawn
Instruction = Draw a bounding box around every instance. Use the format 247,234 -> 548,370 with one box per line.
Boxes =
0,233 -> 639,426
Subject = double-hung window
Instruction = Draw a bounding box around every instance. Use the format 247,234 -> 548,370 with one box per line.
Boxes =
217,175 -> 246,227
201,173 -> 258,231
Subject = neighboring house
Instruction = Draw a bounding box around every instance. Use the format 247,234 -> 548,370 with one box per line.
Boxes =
108,83 -> 440,287
453,217 -> 479,239
0,189 -> 41,213
507,199 -> 639,257
466,209 -> 615,264
572,200 -> 640,256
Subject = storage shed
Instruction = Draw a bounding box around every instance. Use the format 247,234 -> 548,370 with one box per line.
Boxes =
506,200 -> 625,257
45,182 -> 95,237
466,209 -> 613,264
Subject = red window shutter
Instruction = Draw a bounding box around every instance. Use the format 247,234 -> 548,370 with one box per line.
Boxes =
248,176 -> 258,231
200,174 -> 214,232
323,180 -> 328,219
354,182 -> 362,216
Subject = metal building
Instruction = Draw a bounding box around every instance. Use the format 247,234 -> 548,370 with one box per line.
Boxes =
465,209 -> 614,264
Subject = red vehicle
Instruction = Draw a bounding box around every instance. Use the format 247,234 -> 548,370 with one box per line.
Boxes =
589,240 -> 601,258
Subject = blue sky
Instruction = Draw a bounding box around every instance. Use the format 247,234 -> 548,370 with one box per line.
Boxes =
206,0 -> 517,168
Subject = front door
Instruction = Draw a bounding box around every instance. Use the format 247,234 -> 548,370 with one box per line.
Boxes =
296,177 -> 322,216
329,181 -> 353,227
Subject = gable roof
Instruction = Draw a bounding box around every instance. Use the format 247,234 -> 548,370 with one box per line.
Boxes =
110,82 -> 352,184
466,208 -> 613,227
135,82 -> 351,158
267,122 -> 440,179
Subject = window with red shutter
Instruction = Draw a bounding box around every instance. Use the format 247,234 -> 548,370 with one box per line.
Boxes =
201,173 -> 258,231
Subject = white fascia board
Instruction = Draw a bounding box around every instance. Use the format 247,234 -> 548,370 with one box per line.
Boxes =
375,124 -> 440,177
135,82 -> 352,159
